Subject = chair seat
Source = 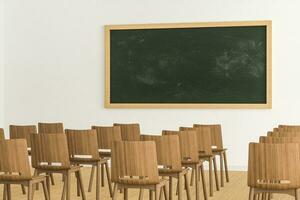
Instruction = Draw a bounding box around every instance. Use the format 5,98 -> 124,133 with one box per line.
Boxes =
158,168 -> 183,174
99,151 -> 111,157
70,157 -> 101,163
182,160 -> 200,165
199,153 -> 213,158
117,177 -> 162,185
35,165 -> 71,171
0,174 -> 32,181
212,148 -> 227,153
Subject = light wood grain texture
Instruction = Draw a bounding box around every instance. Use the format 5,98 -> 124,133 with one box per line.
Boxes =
0,128 -> 4,140
1,169 -> 299,199
89,126 -> 122,192
38,122 -> 64,134
193,124 -> 229,186
65,129 -> 113,199
105,21 -> 272,109
91,126 -> 122,150
30,133 -> 86,200
248,143 -> 300,199
267,131 -> 300,137
179,126 -> 219,197
111,141 -> 168,200
259,136 -> 300,143
278,125 -> 300,131
113,123 -> 140,141
9,125 -> 37,148
141,134 -> 191,200
162,130 -> 208,200
0,139 -> 49,200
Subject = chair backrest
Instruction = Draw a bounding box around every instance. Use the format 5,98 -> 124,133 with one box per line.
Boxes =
9,125 -> 37,148
141,134 -> 182,172
65,129 -> 99,159
267,131 -> 300,137
180,126 -> 213,155
248,143 -> 300,189
38,122 -> 64,133
31,133 -> 70,168
91,126 -> 122,149
278,125 -> 300,132
162,130 -> 199,163
111,141 -> 159,184
0,128 -> 4,140
0,139 -> 31,178
113,123 -> 140,141
193,124 -> 223,149
259,136 -> 300,144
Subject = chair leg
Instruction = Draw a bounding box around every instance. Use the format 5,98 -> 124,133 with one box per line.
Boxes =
101,164 -> 105,187
178,173 -> 183,200
46,175 -> 51,200
163,184 -> 169,200
249,188 -> 254,200
77,170 -> 87,200
112,183 -> 118,200
149,190 -> 154,200
96,163 -> 101,200
195,165 -> 200,200
209,158 -> 213,197
220,153 -> 224,187
213,156 -> 220,191
295,189 -> 299,200
42,180 -> 50,200
50,173 -> 55,185
28,182 -> 33,200
190,169 -> 194,186
3,184 -> 7,200
76,166 -> 81,197
6,184 -> 11,200
184,173 -> 191,200
66,172 -> 71,200
200,164 -> 208,200
169,177 -> 173,200
139,189 -> 144,200
88,166 -> 95,192
223,151 -> 229,182
105,162 -> 113,197
124,188 -> 128,200
155,186 -> 160,200
21,185 -> 26,194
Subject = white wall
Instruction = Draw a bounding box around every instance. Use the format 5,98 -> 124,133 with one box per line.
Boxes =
3,0 -> 300,170
0,0 -> 4,129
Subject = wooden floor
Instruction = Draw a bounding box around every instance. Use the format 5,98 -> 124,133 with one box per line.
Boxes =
0,168 -> 295,199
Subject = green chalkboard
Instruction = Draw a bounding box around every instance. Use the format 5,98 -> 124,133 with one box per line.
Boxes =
105,21 -> 272,108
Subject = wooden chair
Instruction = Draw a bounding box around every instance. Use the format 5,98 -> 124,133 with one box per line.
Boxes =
30,133 -> 86,200
278,125 -> 300,131
38,122 -> 64,133
267,131 -> 300,137
65,129 -> 113,200
180,126 -> 219,197
0,139 -> 49,200
163,130 -> 207,200
260,136 -> 300,144
0,128 -> 4,140
89,126 -> 122,190
113,123 -> 141,141
111,140 -> 168,200
9,125 -> 38,194
141,134 -> 191,200
248,142 -> 300,200
193,124 -> 229,187
9,125 -> 37,155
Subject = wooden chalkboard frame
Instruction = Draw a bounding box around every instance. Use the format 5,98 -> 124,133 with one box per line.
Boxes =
105,21 -> 272,109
